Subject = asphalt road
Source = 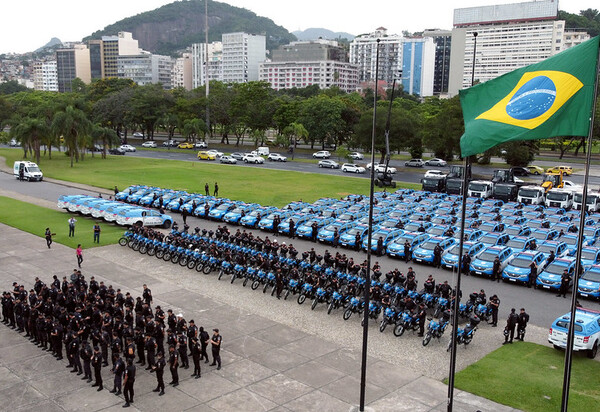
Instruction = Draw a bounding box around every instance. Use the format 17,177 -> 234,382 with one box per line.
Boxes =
124,146 -> 600,187
1,170 -> 594,330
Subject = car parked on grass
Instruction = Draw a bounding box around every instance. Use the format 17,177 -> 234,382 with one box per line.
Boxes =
312,150 -> 331,159
405,159 -> 425,167
219,155 -> 237,164
141,141 -> 157,148
549,308 -> 600,358
424,158 -> 447,167
318,160 -> 340,169
243,154 -> 265,164
341,163 -> 365,174
268,153 -> 287,162
197,151 -> 216,160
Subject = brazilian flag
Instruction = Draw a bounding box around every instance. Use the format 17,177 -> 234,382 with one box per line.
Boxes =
460,36 -> 600,157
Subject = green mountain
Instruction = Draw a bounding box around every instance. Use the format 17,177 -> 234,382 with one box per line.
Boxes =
83,0 -> 296,56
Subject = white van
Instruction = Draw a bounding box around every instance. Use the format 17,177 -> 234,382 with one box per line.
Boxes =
13,161 -> 43,182
517,185 -> 545,205
545,188 -> 574,209
257,146 -> 270,156
467,180 -> 493,199
573,191 -> 600,212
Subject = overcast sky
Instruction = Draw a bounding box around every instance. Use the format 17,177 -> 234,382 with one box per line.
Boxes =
2,0 -> 597,54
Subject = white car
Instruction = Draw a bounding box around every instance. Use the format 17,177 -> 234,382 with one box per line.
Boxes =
375,164 -> 397,174
207,149 -> 223,158
313,150 -> 331,159
141,141 -> 157,148
132,132 -> 144,138
194,141 -> 208,149
342,163 -> 365,174
268,153 -> 287,162
405,158 -> 425,167
9,138 -> 18,147
349,152 -> 364,160
119,144 -> 136,152
425,158 -> 447,167
243,154 -> 265,164
424,170 -> 447,178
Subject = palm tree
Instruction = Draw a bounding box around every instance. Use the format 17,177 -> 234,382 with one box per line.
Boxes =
183,118 -> 207,144
51,106 -> 92,167
10,117 -> 49,164
92,126 -> 119,159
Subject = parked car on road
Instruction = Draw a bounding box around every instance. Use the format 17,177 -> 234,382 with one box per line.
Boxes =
207,149 -> 223,158
162,140 -> 178,147
194,141 -> 208,149
549,308 -> 600,358
349,152 -> 364,160
546,165 -> 573,175
178,142 -> 194,149
405,159 -> 425,167
318,160 -> 340,169
527,165 -> 545,175
219,155 -> 237,164
341,163 -> 365,174
425,158 -> 447,167
268,153 -> 287,162
230,152 -> 244,161
243,154 -> 265,164
197,151 -> 216,160
312,151 -> 331,159
132,132 -> 144,138
109,147 -> 126,155
424,170 -> 446,178
119,144 -> 136,152
141,141 -> 157,148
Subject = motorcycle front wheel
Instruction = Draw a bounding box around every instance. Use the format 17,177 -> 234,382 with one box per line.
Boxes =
251,281 -> 260,290
393,324 -> 405,337
311,299 -> 318,310
202,265 -> 212,274
297,294 -> 306,304
118,237 -> 128,246
422,332 -> 432,347
379,320 -> 387,333
343,308 -> 352,320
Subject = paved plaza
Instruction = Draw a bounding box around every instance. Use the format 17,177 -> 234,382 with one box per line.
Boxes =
0,224 -> 519,411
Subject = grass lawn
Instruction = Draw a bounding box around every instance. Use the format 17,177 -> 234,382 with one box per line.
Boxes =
450,342 -> 600,412
0,149 -> 420,207
0,196 -> 124,249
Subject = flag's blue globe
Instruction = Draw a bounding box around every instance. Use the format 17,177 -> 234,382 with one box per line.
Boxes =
505,76 -> 556,120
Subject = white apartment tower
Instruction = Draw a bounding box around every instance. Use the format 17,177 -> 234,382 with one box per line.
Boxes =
448,0 -> 577,96
221,33 -> 266,83
33,60 -> 58,91
117,53 -> 173,89
349,28 -> 403,84
172,53 -> 193,90
191,42 -> 223,88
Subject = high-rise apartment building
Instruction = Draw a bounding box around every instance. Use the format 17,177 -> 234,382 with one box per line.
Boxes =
88,40 -> 104,80
401,37 -> 435,97
56,44 -> 91,92
423,29 -> 452,96
87,32 -> 141,80
260,40 -> 358,93
221,33 -> 266,83
172,53 -> 193,90
191,42 -> 223,88
349,27 -> 403,84
117,53 -> 173,89
33,60 -> 58,91
448,0 -> 569,95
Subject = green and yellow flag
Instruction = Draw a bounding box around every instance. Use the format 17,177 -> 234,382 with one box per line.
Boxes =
460,36 -> 599,157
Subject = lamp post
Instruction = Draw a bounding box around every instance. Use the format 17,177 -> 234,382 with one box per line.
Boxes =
447,30 -> 477,412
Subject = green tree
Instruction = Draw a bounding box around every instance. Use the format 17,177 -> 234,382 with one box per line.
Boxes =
129,84 -> 174,139
421,96 -> 464,160
10,117 -> 49,164
183,118 -> 207,143
298,95 -> 345,149
51,105 -> 93,167
93,88 -> 134,139
91,126 -> 119,159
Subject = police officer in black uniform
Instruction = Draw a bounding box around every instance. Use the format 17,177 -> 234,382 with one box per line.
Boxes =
152,351 -> 166,395
492,256 -> 501,282
92,346 -> 103,391
178,331 -> 189,369
199,326 -> 210,363
122,358 -> 136,407
111,352 -> 124,395
191,337 -> 202,379
557,269 -> 571,298
503,308 -> 519,344
168,345 -> 179,386
210,328 -> 222,370
517,308 -> 530,341
489,294 -> 500,327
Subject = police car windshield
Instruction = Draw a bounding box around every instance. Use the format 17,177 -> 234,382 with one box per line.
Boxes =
537,244 -> 556,254
419,241 -> 438,251
338,214 -> 353,220
505,227 -> 522,236
404,223 -> 423,231
447,245 -> 463,255
506,239 -> 525,249
480,234 -> 498,244
478,251 -> 499,261
582,270 -> 600,282
510,257 -> 533,268
546,262 -> 569,275
582,250 -> 598,260
346,228 -> 363,236
563,237 -> 577,245
532,231 -> 549,240
323,224 -> 340,232
216,204 -> 230,210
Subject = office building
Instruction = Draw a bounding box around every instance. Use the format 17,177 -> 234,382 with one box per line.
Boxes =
349,27 -> 403,84
191,42 -> 223,88
117,53 -> 173,89
88,40 -> 104,80
423,29 -> 452,96
33,60 -> 58,91
221,32 -> 266,83
172,53 -> 193,90
448,0 -> 566,95
272,39 -> 346,62
56,44 -> 91,92
401,37 -> 435,97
